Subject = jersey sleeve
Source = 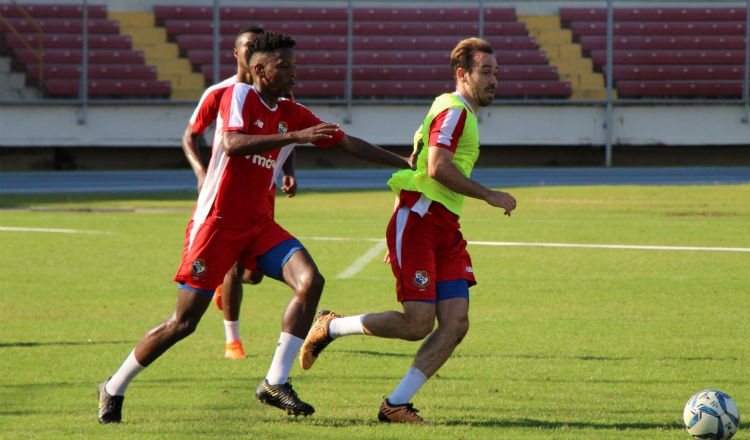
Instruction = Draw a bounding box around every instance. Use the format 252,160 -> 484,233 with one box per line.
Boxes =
290,102 -> 345,149
188,88 -> 222,134
221,83 -> 251,133
427,107 -> 467,154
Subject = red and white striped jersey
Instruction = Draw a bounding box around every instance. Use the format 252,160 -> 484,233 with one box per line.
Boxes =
189,83 -> 345,238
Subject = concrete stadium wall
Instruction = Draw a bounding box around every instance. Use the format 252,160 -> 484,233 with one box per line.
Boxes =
1,102 -> 748,148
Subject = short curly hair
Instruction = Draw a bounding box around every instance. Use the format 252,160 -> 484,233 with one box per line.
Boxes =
245,31 -> 296,65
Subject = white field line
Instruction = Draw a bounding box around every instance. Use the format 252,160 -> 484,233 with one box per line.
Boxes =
335,239 -> 387,279
0,226 -> 110,235
301,236 -> 750,254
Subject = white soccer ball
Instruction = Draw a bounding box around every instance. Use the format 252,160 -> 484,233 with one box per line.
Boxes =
683,390 -> 740,439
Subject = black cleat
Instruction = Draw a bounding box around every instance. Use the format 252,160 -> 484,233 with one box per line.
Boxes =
97,378 -> 124,424
255,378 -> 314,416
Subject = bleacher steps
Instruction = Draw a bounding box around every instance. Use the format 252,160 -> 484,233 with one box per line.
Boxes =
0,56 -> 42,99
108,10 -> 203,100
518,13 -> 613,100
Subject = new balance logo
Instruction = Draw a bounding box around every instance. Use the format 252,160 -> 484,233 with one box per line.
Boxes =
253,120 -> 264,128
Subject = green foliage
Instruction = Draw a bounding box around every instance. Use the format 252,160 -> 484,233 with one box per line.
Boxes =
1,185 -> 748,439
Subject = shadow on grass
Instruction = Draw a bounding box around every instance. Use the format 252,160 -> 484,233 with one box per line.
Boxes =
441,417 -> 687,431
0,340 -> 132,348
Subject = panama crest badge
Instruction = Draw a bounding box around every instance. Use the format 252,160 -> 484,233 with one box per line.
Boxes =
190,259 -> 207,278
412,270 -> 431,290
278,122 -> 288,134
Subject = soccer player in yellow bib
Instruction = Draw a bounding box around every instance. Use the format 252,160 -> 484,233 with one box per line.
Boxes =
301,38 -> 517,424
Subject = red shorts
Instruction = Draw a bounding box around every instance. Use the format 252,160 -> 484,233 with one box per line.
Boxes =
174,218 -> 294,291
386,202 -> 476,302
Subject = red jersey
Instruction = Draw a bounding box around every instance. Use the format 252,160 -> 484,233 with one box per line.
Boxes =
189,76 -> 237,153
189,83 -> 344,233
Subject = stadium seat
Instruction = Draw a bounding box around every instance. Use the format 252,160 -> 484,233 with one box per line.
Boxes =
612,65 -> 746,81
5,33 -> 133,50
0,3 -> 107,18
14,48 -> 145,65
570,21 -> 747,37
579,35 -> 747,51
617,80 -> 743,97
158,4 -> 567,99
45,79 -> 171,97
27,64 -> 159,81
0,18 -> 121,34
560,7 -> 747,24
591,50 -> 746,66
563,6 -> 748,98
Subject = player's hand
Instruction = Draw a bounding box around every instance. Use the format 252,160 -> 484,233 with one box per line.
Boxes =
294,123 -> 340,144
383,250 -> 391,264
485,190 -> 516,217
281,175 -> 297,197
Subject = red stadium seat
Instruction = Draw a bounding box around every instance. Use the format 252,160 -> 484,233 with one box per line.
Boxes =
579,35 -> 747,51
561,7 -> 747,23
570,21 -> 747,36
353,7 -> 479,22
27,64 -> 158,81
0,18 -> 120,34
5,33 -> 132,50
0,3 -> 107,19
617,80 -> 743,97
591,50 -> 746,66
15,48 -> 145,65
612,65 -> 746,81
290,80 -> 345,97
45,79 -> 171,97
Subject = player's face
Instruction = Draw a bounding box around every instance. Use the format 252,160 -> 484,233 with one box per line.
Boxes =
260,48 -> 297,97
464,52 -> 498,107
234,32 -> 259,72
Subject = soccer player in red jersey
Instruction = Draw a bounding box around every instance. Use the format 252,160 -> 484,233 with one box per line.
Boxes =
181,26 -> 296,360
97,31 -> 412,423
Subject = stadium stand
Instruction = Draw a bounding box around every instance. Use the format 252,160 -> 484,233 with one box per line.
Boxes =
560,6 -> 747,98
0,3 -> 170,98
155,5 -> 572,99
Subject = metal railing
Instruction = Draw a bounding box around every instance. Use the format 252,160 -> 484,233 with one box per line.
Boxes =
0,0 -> 748,151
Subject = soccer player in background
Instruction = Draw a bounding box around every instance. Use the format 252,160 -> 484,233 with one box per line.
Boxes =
181,26 -> 297,360
96,31 -> 412,423
300,37 -> 517,424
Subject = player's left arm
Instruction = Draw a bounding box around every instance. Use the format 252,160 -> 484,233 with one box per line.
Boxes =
332,135 -> 412,170
428,146 -> 516,216
281,150 -> 297,197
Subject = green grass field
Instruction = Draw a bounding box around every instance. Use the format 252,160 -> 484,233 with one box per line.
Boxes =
1,185 -> 748,439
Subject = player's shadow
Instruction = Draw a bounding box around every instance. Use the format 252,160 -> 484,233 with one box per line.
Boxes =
442,418 -> 686,430
0,340 -> 131,348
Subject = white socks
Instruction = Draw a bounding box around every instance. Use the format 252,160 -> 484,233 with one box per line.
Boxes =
388,366 -> 427,405
105,349 -> 145,396
265,332 -> 304,385
224,320 -> 241,343
328,315 -> 366,339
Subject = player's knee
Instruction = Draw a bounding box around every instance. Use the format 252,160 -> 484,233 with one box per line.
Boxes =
448,315 -> 469,343
294,267 -> 325,298
404,317 -> 434,341
167,315 -> 199,339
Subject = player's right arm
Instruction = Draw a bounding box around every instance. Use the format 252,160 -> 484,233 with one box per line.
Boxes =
223,124 -> 340,157
182,125 -> 206,191
428,146 -> 516,216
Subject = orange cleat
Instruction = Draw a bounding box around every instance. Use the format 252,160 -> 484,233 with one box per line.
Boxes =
300,310 -> 341,370
224,340 -> 246,359
213,285 -> 223,310
377,398 -> 433,424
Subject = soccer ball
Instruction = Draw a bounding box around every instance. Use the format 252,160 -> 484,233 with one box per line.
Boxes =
683,390 -> 740,439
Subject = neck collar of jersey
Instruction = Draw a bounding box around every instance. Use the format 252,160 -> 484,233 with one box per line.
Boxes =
250,85 -> 279,112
